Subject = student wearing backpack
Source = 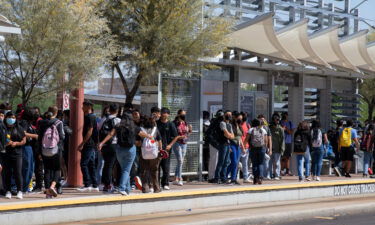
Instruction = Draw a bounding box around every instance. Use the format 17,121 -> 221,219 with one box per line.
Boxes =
2,111 -> 26,199
98,104 -> 121,193
77,101 -> 99,192
206,110 -> 224,182
173,109 -> 192,186
339,120 -> 360,177
139,116 -> 162,193
361,124 -> 373,177
39,106 -> 65,198
310,120 -> 328,181
244,119 -> 267,184
99,113 -> 147,195
269,113 -> 285,180
294,121 -> 312,182
214,110 -> 235,184
157,108 -> 181,190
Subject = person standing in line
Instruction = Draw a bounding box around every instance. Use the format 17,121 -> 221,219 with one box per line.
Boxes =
39,106 -> 65,197
257,115 -> 272,180
206,111 -> 224,183
214,111 -> 235,184
202,111 -> 211,177
240,112 -> 251,183
361,124 -> 373,178
151,107 -> 161,121
269,113 -> 285,180
157,108 -> 180,190
227,112 -> 245,185
294,121 -> 312,182
3,112 -> 26,199
77,101 -> 99,192
280,112 -> 295,176
310,120 -> 328,181
339,120 -> 360,178
98,104 -> 121,193
245,119 -> 267,185
173,109 -> 192,186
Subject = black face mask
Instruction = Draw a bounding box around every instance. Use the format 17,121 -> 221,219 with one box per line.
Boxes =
242,117 -> 247,123
180,115 -> 186,121
237,119 -> 242,124
225,115 -> 232,121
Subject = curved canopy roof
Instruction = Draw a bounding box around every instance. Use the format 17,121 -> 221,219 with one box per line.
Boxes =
366,42 -> 375,70
340,30 -> 375,72
276,19 -> 331,68
0,14 -> 21,35
309,26 -> 359,72
228,12 -> 300,64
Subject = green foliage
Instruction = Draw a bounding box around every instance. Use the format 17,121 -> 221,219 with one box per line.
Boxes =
100,0 -> 231,103
360,78 -> 375,121
0,0 -> 116,105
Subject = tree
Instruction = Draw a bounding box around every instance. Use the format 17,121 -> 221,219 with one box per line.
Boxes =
0,0 -> 116,105
100,0 -> 231,104
360,79 -> 375,121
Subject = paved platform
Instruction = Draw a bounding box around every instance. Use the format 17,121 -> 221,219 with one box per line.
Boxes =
1,175 -> 375,225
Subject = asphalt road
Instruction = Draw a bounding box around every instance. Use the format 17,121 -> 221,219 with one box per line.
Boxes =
274,212 -> 375,225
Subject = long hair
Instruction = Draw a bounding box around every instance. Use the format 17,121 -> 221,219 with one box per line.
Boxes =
311,120 -> 321,141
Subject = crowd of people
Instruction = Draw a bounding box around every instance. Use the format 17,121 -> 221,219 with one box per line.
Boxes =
0,100 -> 370,200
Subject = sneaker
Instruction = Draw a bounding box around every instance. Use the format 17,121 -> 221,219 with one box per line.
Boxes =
131,185 -> 136,190
274,177 -> 281,181
119,191 -> 128,196
163,185 -> 170,190
16,191 -> 23,199
150,188 -> 154,193
5,191 -> 11,199
243,179 -> 252,183
173,180 -> 179,185
48,188 -> 58,197
305,177 -> 311,181
264,176 -> 271,180
226,180 -> 232,185
313,176 -> 317,181
76,186 -> 90,192
232,180 -> 241,185
134,176 -> 142,190
363,174 -> 369,178
177,180 -> 183,186
90,187 -> 100,192
345,173 -> 352,178
316,176 -> 321,181
298,177 -> 304,182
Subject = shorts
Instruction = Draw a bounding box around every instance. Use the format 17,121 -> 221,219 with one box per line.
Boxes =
340,146 -> 355,161
283,143 -> 293,157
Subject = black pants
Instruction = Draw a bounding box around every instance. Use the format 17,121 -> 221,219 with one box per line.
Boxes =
4,153 -> 23,192
101,144 -> 117,186
159,156 -> 170,187
43,153 -> 61,188
140,156 -> 160,192
33,146 -> 44,189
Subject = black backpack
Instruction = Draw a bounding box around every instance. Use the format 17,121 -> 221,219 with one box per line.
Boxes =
116,125 -> 135,148
294,131 -> 308,153
99,117 -> 115,143
206,118 -> 225,149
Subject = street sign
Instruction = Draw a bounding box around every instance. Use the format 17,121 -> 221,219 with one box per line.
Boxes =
63,92 -> 70,110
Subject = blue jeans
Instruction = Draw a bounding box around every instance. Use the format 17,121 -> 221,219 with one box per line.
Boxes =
80,147 -> 98,187
228,144 -> 241,181
116,145 -> 136,193
240,149 -> 250,180
251,147 -> 266,179
262,151 -> 270,178
96,150 -> 104,184
22,145 -> 34,192
311,146 -> 324,177
214,144 -> 231,181
269,152 -> 281,178
173,143 -> 187,179
296,148 -> 311,178
363,151 -> 373,175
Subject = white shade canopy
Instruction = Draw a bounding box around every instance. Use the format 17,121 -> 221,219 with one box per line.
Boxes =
228,13 -> 300,64
276,19 -> 331,68
309,26 -> 359,72
366,42 -> 375,69
0,14 -> 21,35
340,30 -> 375,72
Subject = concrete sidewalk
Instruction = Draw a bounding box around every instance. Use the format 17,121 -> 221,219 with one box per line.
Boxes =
1,175 -> 375,225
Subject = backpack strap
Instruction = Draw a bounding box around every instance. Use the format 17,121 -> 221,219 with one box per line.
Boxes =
150,127 -> 157,137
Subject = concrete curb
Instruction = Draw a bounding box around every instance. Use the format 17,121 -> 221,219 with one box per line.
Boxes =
184,201 -> 375,225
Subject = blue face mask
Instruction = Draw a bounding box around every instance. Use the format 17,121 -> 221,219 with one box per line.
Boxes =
6,118 -> 16,126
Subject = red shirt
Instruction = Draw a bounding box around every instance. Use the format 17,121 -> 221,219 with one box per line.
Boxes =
241,122 -> 251,149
